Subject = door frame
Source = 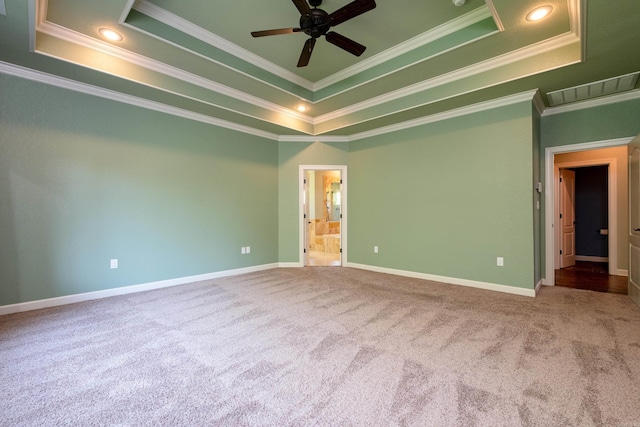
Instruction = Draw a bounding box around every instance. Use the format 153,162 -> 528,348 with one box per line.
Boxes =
555,161 -> 615,273
545,137 -> 632,285
299,165 -> 347,266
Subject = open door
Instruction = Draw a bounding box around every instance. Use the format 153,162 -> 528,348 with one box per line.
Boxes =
629,136 -> 640,307
560,168 -> 576,268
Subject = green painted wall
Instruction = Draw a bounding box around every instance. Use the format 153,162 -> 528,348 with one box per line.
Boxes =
0,73 -> 278,306
348,103 -> 535,289
278,142 -> 349,262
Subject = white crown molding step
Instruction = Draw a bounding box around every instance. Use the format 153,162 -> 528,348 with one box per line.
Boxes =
0,61 -> 281,141
36,20 -> 314,126
315,32 -> 579,124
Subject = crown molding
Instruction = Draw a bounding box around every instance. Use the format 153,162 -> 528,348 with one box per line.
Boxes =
315,32 -> 578,124
348,90 -> 539,141
542,88 -> 640,116
1,60 -> 538,143
119,0 -> 136,24
532,89 -> 545,115
0,0 -> 7,16
132,0 -> 313,91
276,90 -> 539,142
483,0 -> 505,32
0,60 -> 280,141
568,0 -> 586,60
36,20 -> 314,128
313,6 -> 494,91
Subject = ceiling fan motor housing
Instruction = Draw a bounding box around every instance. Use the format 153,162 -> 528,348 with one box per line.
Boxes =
300,8 -> 331,38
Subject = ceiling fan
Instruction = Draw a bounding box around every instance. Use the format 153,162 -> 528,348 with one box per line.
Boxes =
251,0 -> 377,67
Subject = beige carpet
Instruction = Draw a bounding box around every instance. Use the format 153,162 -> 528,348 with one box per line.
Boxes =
1,267 -> 639,426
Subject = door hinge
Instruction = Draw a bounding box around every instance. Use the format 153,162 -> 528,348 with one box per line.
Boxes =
560,177 -> 562,182
340,179 -> 343,184
559,213 -> 563,219
340,213 -> 342,219
304,213 -> 307,219
304,248 -> 306,253
340,248 -> 342,253
560,250 -> 563,255
304,178 -> 307,184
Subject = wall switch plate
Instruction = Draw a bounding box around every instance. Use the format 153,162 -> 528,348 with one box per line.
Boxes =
374,246 -> 379,253
497,257 -> 504,267
110,259 -> 118,269
246,246 -> 251,254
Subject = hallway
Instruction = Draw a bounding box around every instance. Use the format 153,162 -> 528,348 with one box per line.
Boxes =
555,261 -> 628,294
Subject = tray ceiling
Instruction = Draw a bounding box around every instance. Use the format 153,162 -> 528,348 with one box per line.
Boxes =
0,0 -> 639,140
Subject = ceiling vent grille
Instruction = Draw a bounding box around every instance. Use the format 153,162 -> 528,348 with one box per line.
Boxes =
547,72 -> 640,107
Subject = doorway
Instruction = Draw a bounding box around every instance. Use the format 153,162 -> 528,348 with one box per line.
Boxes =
299,166 -> 347,267
544,138 -> 632,291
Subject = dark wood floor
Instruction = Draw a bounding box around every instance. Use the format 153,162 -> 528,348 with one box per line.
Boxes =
555,261 -> 628,294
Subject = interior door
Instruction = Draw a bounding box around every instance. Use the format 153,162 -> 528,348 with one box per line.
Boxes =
560,169 -> 576,268
629,137 -> 640,307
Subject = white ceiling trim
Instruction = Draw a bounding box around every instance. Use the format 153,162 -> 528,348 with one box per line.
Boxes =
35,20 -> 314,126
278,90 -> 539,142
348,90 -> 539,141
131,0 -> 495,97
0,60 -> 281,141
313,5 -> 494,91
0,60 -> 541,144
118,0 -> 136,24
483,0 -> 505,32
567,0 -> 586,59
542,88 -> 640,116
0,0 -> 7,16
132,0 -> 313,91
315,32 -> 579,124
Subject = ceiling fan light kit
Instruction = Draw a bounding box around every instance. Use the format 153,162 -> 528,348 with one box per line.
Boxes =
251,0 -> 376,67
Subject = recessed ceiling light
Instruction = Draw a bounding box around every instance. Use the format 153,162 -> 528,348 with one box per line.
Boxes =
99,28 -> 123,42
296,105 -> 308,113
526,6 -> 553,22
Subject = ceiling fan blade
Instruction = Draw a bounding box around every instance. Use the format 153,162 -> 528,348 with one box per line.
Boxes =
297,38 -> 316,67
292,0 -> 312,16
325,31 -> 366,56
251,28 -> 301,37
328,0 -> 376,26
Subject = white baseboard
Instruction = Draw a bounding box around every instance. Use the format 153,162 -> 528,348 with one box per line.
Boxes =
278,262 -> 303,268
575,255 -> 609,262
617,269 -> 629,277
0,263 -> 279,316
535,280 -> 543,294
344,262 -> 536,297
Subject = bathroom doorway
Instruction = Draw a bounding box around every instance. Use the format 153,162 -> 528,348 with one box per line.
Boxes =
300,166 -> 346,266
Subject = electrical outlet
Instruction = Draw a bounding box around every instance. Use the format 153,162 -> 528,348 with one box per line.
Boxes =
374,246 -> 379,253
241,247 -> 246,254
110,259 -> 118,269
497,257 -> 504,267
246,246 -> 251,254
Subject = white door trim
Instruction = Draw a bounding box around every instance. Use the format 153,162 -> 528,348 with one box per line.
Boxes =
299,165 -> 347,266
544,137 -> 633,285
